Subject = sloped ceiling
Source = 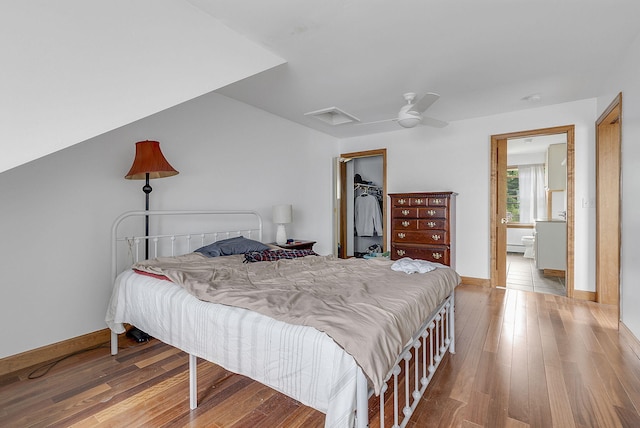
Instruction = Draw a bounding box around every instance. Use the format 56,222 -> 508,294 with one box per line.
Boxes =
0,0 -> 285,173
3,1 -> 640,173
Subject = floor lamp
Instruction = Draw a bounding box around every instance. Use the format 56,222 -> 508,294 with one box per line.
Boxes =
125,140 -> 179,260
124,140 -> 178,342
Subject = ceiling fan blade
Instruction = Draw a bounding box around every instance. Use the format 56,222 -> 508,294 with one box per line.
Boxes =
356,118 -> 397,126
421,116 -> 449,128
413,92 -> 440,113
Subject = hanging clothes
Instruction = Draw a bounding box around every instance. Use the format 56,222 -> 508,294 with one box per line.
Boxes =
355,193 -> 383,237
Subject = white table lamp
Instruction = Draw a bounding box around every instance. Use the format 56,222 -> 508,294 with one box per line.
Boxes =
272,204 -> 293,245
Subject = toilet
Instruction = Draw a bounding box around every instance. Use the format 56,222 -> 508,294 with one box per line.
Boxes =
522,235 -> 535,259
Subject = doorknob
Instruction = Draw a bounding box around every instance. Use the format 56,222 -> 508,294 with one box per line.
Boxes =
501,218 -> 508,224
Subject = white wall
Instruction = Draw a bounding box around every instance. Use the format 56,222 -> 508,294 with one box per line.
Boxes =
599,32 -> 640,338
339,99 -> 597,290
0,93 -> 337,359
6,46 -> 639,360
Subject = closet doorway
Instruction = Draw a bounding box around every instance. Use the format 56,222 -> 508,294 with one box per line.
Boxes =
336,149 -> 387,258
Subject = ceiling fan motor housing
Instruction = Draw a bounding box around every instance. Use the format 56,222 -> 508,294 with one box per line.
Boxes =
397,104 -> 422,128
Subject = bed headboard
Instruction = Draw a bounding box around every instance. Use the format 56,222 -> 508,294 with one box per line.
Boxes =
111,210 -> 263,281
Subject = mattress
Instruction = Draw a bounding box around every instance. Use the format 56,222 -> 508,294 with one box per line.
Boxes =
106,269 -> 359,427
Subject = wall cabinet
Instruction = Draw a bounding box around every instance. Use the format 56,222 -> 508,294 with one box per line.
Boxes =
389,192 -> 456,268
546,143 -> 567,191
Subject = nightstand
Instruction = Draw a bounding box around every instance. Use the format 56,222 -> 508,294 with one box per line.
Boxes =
271,240 -> 316,250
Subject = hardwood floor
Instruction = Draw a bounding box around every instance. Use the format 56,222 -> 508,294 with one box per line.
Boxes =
2,284 -> 640,427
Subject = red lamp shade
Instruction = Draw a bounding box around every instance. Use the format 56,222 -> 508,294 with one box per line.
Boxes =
125,140 -> 178,180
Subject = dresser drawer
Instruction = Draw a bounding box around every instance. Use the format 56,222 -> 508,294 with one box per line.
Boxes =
391,244 -> 450,265
392,207 -> 447,219
393,207 -> 419,218
417,207 -> 447,218
427,197 -> 448,207
392,230 -> 448,245
392,219 -> 447,230
391,196 -> 449,207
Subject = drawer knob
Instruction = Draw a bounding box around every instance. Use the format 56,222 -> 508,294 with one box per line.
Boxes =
402,210 -> 410,216
434,198 -> 442,204
401,221 -> 410,227
427,221 -> 436,228
415,198 -> 424,204
397,249 -> 406,256
397,232 -> 406,239
432,234 -> 441,241
427,209 -> 436,216
432,252 -> 442,259
398,198 -> 406,205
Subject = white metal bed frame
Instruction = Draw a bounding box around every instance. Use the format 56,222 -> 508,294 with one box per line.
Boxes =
109,210 -> 455,428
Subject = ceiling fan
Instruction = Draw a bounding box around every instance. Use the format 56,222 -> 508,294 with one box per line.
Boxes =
361,92 -> 448,129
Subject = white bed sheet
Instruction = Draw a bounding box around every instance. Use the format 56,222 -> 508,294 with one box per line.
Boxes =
105,269 -> 358,428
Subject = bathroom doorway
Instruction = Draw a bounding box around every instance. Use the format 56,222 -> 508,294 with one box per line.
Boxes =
490,125 -> 575,297
334,149 -> 387,258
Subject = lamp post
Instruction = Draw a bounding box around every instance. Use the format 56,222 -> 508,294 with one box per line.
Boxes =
123,140 -> 178,343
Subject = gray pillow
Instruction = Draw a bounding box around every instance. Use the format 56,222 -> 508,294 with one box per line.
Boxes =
195,236 -> 269,257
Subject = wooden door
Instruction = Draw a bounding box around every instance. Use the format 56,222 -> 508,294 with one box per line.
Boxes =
490,125 -> 575,297
596,94 -> 622,308
490,137 -> 508,286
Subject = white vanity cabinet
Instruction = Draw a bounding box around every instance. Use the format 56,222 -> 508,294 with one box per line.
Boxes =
535,220 -> 566,271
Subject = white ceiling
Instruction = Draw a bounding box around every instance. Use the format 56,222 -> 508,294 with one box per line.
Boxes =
3,1 -> 639,174
189,0 -> 640,138
508,134 -> 567,156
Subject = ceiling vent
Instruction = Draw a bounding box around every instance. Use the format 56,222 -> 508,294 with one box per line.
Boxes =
304,107 -> 360,125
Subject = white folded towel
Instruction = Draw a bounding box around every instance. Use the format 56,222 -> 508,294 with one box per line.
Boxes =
391,257 -> 437,274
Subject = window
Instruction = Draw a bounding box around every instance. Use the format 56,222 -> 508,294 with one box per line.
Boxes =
506,167 -> 520,223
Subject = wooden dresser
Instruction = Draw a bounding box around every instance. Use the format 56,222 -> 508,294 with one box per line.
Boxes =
389,192 -> 457,267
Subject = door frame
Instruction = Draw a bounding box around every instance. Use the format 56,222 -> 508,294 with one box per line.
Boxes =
337,148 -> 387,258
595,93 -> 622,310
490,125 -> 575,297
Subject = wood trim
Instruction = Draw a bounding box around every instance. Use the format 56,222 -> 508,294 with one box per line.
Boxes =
0,328 -> 112,377
506,223 -> 535,229
595,93 -> 622,309
543,269 -> 565,278
490,125 -> 575,300
460,276 -> 491,287
572,289 -> 596,302
340,148 -> 388,159
620,322 -> 640,359
489,136 -> 507,287
338,149 -> 387,258
597,92 -> 623,124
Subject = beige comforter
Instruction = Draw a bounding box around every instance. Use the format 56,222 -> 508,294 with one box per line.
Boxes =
133,253 -> 460,393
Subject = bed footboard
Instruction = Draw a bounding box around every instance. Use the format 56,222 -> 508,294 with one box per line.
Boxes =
184,290 -> 455,428
375,291 -> 455,428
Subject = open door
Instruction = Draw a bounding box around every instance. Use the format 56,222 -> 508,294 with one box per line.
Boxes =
335,149 -> 387,258
490,125 -> 575,297
490,137 -> 508,286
